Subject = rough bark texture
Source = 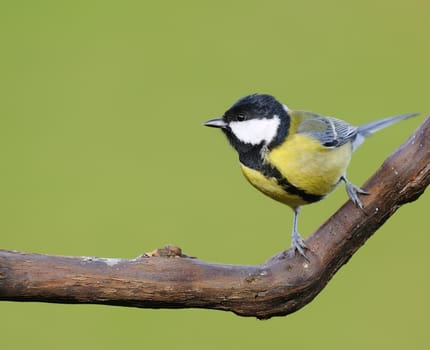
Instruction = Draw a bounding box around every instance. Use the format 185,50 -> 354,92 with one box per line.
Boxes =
0,117 -> 429,319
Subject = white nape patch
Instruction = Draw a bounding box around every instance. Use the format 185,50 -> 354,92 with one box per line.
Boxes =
229,116 -> 280,145
282,104 -> 289,111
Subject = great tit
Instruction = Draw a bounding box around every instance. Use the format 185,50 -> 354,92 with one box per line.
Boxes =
204,94 -> 418,257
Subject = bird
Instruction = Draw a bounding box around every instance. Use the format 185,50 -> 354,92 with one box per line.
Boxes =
204,94 -> 418,257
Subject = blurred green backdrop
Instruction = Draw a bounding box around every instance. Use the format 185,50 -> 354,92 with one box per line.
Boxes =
0,0 -> 428,349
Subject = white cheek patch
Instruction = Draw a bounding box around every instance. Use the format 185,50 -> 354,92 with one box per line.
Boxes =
229,116 -> 280,145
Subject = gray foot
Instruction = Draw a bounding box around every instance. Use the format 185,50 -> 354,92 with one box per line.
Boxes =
341,175 -> 368,209
292,230 -> 308,258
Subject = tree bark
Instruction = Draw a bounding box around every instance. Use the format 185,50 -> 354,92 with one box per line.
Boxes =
1,116 -> 429,319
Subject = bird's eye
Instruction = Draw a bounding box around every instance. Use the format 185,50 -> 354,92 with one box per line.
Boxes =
237,114 -> 246,121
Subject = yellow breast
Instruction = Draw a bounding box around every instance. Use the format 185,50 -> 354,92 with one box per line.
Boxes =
240,164 -> 309,207
268,134 -> 352,195
240,134 -> 352,208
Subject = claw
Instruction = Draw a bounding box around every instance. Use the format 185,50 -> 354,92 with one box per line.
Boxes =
290,207 -> 310,259
341,176 -> 369,209
292,231 -> 308,258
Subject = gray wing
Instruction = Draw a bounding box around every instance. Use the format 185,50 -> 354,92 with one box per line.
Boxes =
294,111 -> 358,148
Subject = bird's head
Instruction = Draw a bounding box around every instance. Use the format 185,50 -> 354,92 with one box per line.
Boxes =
204,94 -> 290,154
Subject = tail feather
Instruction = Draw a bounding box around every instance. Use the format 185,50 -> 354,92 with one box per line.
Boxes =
352,112 -> 419,151
357,112 -> 419,136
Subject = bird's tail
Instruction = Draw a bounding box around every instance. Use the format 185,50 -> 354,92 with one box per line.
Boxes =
352,112 -> 419,151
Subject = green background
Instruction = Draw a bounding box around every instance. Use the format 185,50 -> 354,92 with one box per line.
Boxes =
1,0 -> 428,349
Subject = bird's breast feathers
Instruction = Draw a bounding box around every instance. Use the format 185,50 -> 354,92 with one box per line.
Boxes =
240,134 -> 352,207
240,164 -> 309,207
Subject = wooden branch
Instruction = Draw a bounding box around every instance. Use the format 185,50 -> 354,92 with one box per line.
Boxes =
1,117 -> 429,319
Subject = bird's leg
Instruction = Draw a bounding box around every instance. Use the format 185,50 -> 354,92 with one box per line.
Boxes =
291,207 -> 308,257
341,175 -> 368,209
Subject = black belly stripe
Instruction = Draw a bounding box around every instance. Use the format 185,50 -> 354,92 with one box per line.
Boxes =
260,163 -> 324,203
239,149 -> 324,204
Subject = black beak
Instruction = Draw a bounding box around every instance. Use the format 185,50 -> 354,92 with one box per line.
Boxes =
204,118 -> 227,129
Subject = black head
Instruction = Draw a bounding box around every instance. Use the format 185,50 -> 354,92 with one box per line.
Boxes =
223,94 -> 286,123
204,94 -> 290,154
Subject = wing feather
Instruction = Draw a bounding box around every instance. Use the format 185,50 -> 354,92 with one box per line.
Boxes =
293,111 -> 358,147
